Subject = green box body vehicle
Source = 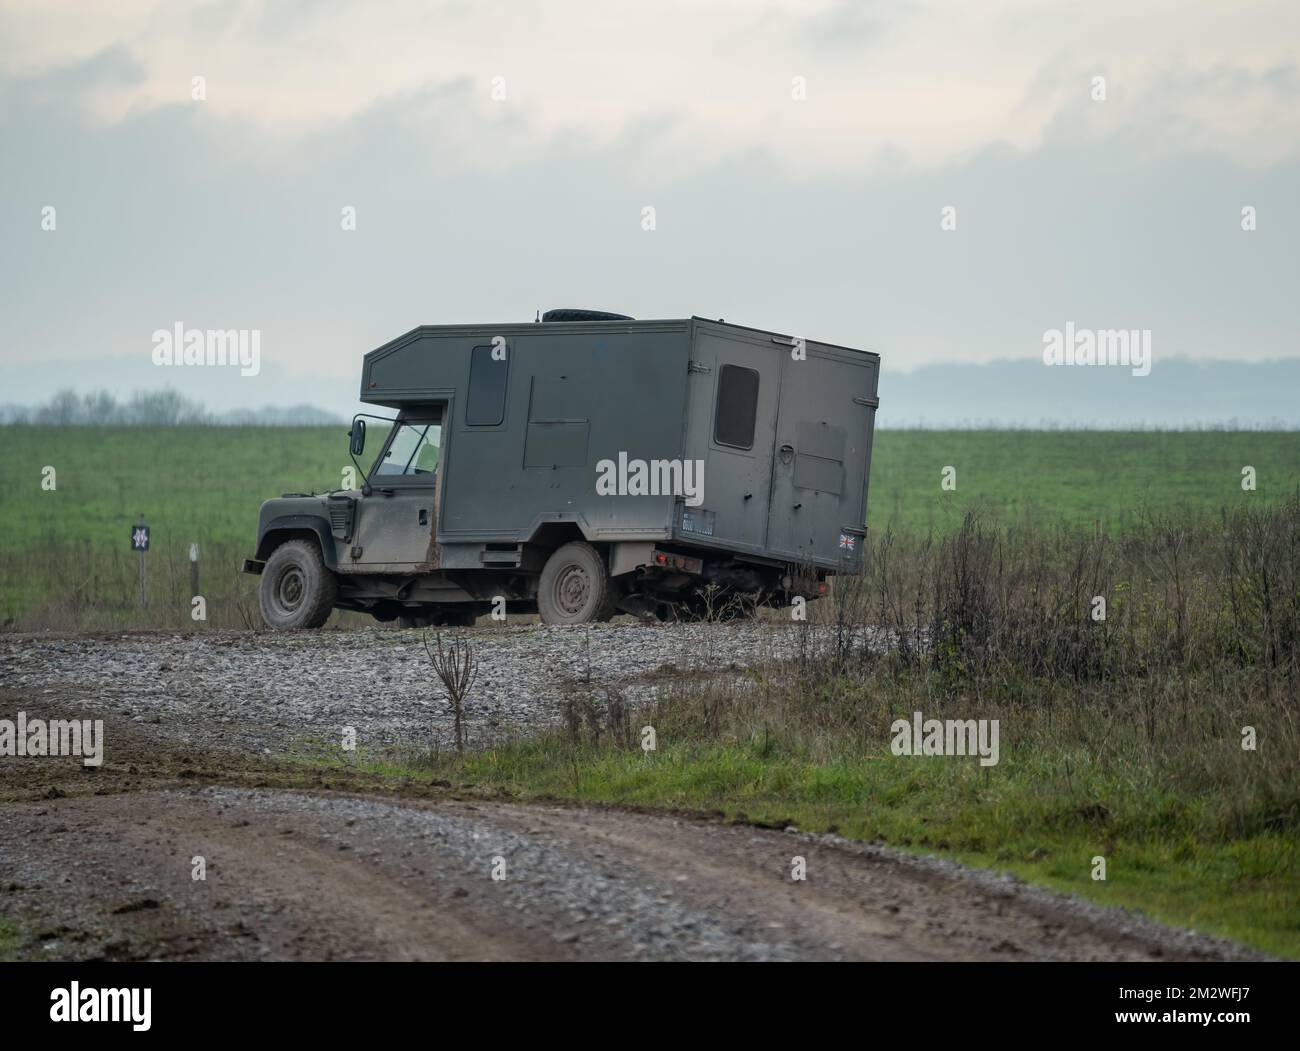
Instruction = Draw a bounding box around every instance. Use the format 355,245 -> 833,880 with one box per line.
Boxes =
244,310 -> 880,628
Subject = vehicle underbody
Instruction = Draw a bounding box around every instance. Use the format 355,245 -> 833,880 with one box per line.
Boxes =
245,539 -> 828,626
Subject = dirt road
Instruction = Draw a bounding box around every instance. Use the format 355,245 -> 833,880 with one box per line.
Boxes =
1,783 -> 1261,961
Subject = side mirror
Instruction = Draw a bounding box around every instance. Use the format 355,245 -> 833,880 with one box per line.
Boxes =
349,419 -> 366,457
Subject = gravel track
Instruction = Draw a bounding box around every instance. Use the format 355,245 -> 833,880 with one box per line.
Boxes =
0,623 -> 786,754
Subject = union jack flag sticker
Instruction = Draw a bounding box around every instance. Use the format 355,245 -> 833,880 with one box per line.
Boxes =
838,533 -> 855,551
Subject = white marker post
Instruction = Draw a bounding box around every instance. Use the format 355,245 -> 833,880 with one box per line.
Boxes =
131,516 -> 150,609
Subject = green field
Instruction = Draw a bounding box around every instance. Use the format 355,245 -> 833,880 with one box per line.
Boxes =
1,425 -> 1297,626
1,426 -> 356,627
869,429 -> 1299,535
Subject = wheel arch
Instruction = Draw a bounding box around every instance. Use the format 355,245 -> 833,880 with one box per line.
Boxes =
526,521 -> 591,554
256,516 -> 338,568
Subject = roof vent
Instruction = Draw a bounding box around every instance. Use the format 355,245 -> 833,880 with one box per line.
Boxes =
540,308 -> 634,322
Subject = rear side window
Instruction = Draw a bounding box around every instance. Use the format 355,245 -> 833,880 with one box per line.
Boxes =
466,345 -> 508,426
713,364 -> 759,449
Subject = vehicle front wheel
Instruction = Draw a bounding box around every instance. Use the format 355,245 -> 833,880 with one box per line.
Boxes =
258,539 -> 338,629
537,541 -> 616,625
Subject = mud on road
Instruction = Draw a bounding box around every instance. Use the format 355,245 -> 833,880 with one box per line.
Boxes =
0,630 -> 1267,962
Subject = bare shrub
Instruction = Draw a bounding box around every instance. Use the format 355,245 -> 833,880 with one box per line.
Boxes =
422,629 -> 478,757
605,689 -> 633,749
560,692 -> 583,748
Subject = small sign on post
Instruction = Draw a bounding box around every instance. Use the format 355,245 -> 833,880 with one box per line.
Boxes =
131,517 -> 150,609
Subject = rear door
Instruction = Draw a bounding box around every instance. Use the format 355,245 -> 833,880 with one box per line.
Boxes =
767,345 -> 878,566
680,326 -> 781,553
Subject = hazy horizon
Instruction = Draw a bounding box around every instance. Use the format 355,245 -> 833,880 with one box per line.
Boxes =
4,353 -> 1298,430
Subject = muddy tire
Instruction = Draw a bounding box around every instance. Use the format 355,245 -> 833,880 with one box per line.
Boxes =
259,540 -> 337,630
538,542 -> 616,625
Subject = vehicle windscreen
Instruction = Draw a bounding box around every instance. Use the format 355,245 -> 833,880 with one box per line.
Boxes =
373,421 -> 441,478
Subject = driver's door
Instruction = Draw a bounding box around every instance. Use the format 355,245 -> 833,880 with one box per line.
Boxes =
353,417 -> 442,568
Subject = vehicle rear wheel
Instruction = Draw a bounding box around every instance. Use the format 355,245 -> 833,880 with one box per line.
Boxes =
259,540 -> 337,629
538,542 -> 616,625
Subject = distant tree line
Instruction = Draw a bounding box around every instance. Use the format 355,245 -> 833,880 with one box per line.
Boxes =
0,388 -> 341,426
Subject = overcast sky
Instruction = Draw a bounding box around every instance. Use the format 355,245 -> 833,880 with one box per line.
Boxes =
1,0 -> 1297,420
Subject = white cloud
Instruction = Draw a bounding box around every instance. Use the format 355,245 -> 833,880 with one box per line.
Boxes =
2,0 -> 1297,175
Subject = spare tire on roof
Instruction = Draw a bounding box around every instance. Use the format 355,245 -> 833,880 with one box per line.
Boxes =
541,308 -> 634,322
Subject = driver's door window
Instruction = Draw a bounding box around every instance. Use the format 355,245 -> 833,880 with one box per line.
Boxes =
373,422 -> 441,479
